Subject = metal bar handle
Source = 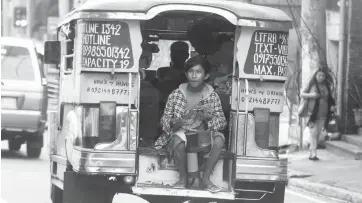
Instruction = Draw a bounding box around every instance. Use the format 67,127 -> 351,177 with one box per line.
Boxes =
127,72 -> 132,150
243,79 -> 249,156
235,77 -> 240,155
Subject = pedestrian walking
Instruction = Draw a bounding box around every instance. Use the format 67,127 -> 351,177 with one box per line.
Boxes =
298,68 -> 336,161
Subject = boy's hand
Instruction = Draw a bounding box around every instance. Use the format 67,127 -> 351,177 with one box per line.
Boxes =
171,118 -> 183,132
200,107 -> 213,122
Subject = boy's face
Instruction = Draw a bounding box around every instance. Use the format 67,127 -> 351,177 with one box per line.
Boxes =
186,64 -> 209,88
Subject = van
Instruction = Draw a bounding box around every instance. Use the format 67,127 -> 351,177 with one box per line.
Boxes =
1,37 -> 48,158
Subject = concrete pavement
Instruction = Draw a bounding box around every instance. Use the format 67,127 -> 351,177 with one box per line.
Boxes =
282,149 -> 362,203
285,187 -> 344,203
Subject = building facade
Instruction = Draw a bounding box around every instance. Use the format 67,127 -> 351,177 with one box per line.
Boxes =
344,0 -> 362,133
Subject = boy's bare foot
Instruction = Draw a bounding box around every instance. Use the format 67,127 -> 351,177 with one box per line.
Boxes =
172,178 -> 187,189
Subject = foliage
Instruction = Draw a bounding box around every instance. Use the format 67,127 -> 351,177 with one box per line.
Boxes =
349,74 -> 362,108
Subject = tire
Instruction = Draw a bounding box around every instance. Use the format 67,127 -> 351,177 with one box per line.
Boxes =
51,184 -> 63,203
8,139 -> 22,151
64,172 -> 115,203
27,134 -> 43,158
27,144 -> 42,158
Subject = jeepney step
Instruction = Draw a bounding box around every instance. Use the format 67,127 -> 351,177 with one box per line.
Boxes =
132,184 -> 234,200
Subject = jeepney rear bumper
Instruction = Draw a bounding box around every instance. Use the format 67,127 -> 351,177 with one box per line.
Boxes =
235,157 -> 288,182
69,146 -> 136,175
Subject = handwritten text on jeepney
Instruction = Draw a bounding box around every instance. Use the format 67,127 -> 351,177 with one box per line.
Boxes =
244,30 -> 289,77
86,78 -> 135,96
236,88 -> 283,105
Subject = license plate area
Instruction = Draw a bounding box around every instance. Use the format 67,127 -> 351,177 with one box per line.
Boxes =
1,97 -> 17,109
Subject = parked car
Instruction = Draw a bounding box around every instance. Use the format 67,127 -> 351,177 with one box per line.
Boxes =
1,37 -> 48,158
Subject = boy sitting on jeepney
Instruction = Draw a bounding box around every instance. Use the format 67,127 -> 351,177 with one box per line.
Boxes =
154,55 -> 227,192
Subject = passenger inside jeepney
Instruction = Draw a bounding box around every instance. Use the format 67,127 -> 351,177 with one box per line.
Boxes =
150,41 -> 189,102
167,41 -> 189,85
207,40 -> 234,95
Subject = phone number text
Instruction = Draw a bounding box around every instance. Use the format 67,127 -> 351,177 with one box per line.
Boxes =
86,87 -> 130,95
237,97 -> 281,105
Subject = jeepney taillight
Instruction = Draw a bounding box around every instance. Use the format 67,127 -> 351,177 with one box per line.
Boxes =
253,108 -> 270,149
98,102 -> 117,143
91,105 -> 137,151
115,106 -> 137,151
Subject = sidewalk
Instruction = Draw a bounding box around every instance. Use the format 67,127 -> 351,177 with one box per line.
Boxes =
281,150 -> 362,203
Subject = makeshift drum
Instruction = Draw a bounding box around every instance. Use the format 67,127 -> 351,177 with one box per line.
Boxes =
185,131 -> 212,153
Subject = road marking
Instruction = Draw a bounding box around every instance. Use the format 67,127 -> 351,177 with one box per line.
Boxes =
286,188 -> 330,203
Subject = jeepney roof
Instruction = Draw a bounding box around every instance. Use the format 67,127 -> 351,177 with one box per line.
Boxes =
66,0 -> 291,23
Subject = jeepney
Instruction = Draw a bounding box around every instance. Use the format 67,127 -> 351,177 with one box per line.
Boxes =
44,0 -> 292,202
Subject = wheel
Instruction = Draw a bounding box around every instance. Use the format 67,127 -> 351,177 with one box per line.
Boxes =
63,171 -> 115,203
8,139 -> 22,151
27,144 -> 42,158
26,135 -> 43,158
51,184 -> 63,203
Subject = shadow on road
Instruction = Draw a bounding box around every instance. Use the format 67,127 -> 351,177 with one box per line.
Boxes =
1,149 -> 31,160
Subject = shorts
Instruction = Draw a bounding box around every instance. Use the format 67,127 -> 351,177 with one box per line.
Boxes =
166,130 -> 225,158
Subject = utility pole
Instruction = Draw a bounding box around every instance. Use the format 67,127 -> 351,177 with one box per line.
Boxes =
58,0 -> 71,18
26,0 -> 33,37
337,0 -> 347,117
300,0 -> 327,148
2,0 -> 10,36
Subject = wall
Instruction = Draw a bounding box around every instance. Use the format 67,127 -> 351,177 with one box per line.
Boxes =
344,0 -> 362,133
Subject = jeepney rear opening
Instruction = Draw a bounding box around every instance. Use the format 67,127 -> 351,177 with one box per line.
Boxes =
61,10 -> 283,154
46,2 -> 291,202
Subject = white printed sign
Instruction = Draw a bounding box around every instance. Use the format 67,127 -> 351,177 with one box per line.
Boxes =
231,80 -> 285,113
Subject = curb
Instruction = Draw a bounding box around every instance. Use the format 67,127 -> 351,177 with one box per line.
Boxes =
288,169 -> 312,178
288,178 -> 362,203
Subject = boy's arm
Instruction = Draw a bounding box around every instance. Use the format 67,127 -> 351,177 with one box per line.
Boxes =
207,92 -> 227,131
160,91 -> 177,135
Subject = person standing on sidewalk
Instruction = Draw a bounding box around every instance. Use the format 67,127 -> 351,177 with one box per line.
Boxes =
299,68 -> 336,161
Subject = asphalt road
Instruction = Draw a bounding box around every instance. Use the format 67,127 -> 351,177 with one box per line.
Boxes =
1,139 -> 340,203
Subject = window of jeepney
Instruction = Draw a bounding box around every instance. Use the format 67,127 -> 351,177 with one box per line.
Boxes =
146,39 -> 192,71
76,20 -> 134,71
59,23 -> 75,73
